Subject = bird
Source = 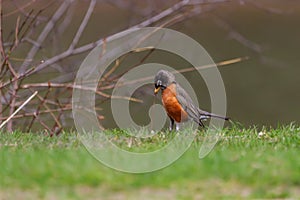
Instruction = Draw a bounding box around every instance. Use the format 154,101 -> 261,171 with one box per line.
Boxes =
154,70 -> 229,131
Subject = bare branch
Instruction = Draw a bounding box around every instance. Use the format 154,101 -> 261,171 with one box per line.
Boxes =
0,0 -> 237,131
31,88 -> 62,131
28,0 -> 217,75
5,0 -> 49,21
213,15 -> 263,53
4,0 -> 36,17
0,66 -> 35,89
247,0 -> 293,15
99,56 -> 249,90
0,91 -> 38,129
0,106 -> 103,121
21,82 -> 143,103
130,0 -> 190,29
69,0 -> 96,50
18,0 -> 74,73
56,3 -> 75,35
0,81 -> 2,124
0,0 -> 5,60
7,79 -> 18,132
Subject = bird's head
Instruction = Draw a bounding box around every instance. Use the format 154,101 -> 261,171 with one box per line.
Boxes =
154,70 -> 175,94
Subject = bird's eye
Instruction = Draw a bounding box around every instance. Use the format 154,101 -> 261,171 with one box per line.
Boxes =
155,80 -> 163,89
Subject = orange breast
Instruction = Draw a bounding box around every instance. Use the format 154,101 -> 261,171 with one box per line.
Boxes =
162,84 -> 188,123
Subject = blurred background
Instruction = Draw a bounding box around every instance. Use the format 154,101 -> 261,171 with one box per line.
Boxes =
1,0 -> 300,133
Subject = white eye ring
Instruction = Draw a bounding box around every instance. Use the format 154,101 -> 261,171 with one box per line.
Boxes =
157,80 -> 162,86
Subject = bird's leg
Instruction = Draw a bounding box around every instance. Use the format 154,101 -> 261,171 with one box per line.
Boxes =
198,115 -> 210,127
169,117 -> 175,131
198,120 -> 205,127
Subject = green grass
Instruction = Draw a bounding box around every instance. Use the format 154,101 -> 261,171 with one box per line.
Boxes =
0,124 -> 299,199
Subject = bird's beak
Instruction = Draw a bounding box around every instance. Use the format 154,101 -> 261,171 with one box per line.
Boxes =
154,87 -> 160,94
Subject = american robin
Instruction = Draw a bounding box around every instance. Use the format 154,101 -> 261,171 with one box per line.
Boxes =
154,70 -> 229,131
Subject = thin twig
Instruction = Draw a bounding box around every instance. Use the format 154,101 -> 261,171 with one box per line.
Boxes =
99,56 -> 249,90
21,82 -> 143,103
4,0 -> 48,20
69,0 -> 96,50
0,0 -> 233,131
7,79 -> 18,132
247,1 -> 292,15
130,0 -> 190,29
0,0 -> 3,123
12,16 -> 20,50
19,0 -> 73,73
4,0 -> 35,17
212,14 -> 262,53
28,88 -> 62,132
0,81 -> 2,124
0,106 -> 71,120
0,66 -> 35,89
0,91 -> 38,129
18,9 -> 42,45
27,0 -> 227,76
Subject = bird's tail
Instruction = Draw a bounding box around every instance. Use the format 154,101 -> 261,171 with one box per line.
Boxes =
199,109 -> 229,121
208,113 -> 229,120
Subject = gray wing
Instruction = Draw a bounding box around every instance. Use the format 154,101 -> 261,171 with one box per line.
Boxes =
175,84 -> 210,125
176,83 -> 229,122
